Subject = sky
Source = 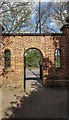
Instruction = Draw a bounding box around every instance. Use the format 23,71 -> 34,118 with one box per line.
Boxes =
1,0 -> 68,33
0,0 -> 69,2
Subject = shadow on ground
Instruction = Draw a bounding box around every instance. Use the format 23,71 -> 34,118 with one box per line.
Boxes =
2,79 -> 67,119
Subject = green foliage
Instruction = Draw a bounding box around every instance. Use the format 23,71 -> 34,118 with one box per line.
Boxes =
5,50 -> 10,68
55,56 -> 61,69
25,49 -> 42,68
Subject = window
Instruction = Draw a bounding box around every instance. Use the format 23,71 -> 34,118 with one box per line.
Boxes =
55,49 -> 61,69
4,50 -> 11,68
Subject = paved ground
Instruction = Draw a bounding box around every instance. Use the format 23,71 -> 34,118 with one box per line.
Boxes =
26,69 -> 40,78
1,78 -> 67,119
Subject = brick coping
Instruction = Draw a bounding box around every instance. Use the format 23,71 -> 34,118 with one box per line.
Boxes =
2,33 -> 66,36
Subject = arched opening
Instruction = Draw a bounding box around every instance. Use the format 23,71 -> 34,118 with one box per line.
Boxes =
4,49 -> 11,69
54,48 -> 61,69
24,48 -> 43,92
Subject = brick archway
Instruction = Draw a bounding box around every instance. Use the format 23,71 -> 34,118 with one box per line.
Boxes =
24,47 -> 44,61
22,44 -> 45,58
23,47 -> 43,91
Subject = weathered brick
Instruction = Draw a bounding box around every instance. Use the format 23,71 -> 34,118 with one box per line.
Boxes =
0,26 -> 69,87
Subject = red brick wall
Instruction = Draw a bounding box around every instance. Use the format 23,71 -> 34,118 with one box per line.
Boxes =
0,26 -> 69,87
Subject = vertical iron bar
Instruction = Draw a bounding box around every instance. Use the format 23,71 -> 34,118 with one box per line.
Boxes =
67,1 -> 69,16
24,53 -> 26,92
39,0 -> 41,33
